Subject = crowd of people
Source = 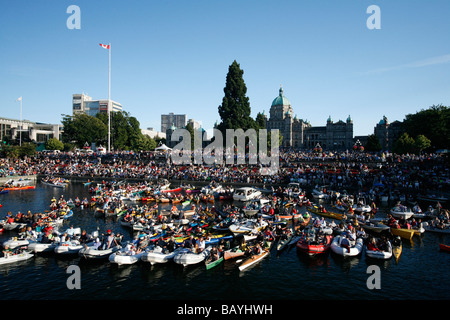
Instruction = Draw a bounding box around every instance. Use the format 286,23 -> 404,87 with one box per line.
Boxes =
0,149 -> 448,203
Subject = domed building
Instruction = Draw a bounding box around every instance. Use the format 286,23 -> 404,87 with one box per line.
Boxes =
374,115 -> 403,150
264,86 -> 354,150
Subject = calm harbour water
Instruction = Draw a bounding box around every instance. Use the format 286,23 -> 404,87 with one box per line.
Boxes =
0,182 -> 449,302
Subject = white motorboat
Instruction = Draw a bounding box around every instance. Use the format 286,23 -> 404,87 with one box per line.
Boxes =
359,220 -> 390,233
352,198 -> 372,213
0,250 -> 34,265
390,205 -> 414,219
173,246 -> 212,267
109,245 -> 144,266
141,246 -> 182,265
233,187 -> 262,202
330,236 -> 364,257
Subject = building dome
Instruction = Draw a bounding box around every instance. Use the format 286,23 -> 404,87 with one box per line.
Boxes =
271,86 -> 291,107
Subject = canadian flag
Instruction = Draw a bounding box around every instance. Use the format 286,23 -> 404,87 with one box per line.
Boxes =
99,43 -> 110,49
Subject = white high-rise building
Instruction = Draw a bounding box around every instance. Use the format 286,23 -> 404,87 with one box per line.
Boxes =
72,93 -> 122,116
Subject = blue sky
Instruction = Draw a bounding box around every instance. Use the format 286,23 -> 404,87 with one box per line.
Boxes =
1,0 -> 449,137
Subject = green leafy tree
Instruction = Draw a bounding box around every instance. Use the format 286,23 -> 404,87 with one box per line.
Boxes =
365,134 -> 382,152
393,132 -> 416,154
18,142 -> 36,157
96,111 -> 147,151
414,134 -> 431,153
45,138 -> 64,151
61,114 -> 107,148
403,105 -> 450,150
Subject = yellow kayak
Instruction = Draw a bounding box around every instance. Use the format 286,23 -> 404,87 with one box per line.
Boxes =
390,228 -> 414,240
393,243 -> 402,263
309,207 -> 344,220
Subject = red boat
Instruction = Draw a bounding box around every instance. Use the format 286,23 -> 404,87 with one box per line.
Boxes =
160,187 -> 181,193
4,185 -> 35,191
296,234 -> 333,256
439,244 -> 450,253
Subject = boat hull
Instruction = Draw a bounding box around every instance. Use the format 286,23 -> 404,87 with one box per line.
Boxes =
330,236 -> 363,257
0,251 -> 34,265
365,242 -> 392,260
141,247 -> 181,265
173,247 -> 211,267
390,228 -> 414,240
296,235 -> 332,256
238,248 -> 270,271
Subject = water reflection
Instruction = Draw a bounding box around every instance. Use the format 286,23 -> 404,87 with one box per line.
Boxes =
330,252 -> 362,272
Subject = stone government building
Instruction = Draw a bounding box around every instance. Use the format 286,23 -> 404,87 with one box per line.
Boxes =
262,86 -> 354,150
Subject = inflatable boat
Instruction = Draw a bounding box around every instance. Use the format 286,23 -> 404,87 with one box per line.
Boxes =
141,246 -> 182,265
330,236 -> 364,257
173,246 -> 212,267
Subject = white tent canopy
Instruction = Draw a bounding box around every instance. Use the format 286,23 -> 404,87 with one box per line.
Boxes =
155,144 -> 172,151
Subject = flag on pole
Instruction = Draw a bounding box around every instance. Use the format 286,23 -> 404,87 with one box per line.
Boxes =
99,43 -> 110,49
16,97 -> 22,101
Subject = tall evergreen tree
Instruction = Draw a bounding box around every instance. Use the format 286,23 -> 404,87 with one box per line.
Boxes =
217,60 -> 256,133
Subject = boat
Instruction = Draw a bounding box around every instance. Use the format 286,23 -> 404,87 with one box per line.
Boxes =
232,187 -> 262,202
205,234 -> 234,246
390,205 -> 414,219
78,243 -> 122,260
330,236 -> 364,257
201,184 -> 223,195
28,241 -> 59,253
308,206 -> 344,220
276,234 -> 293,252
160,187 -> 182,194
439,244 -> 450,253
224,247 -> 246,260
390,227 -> 414,241
205,255 -> 224,270
41,180 -> 68,188
296,232 -> 333,256
0,249 -> 34,265
359,220 -> 390,233
141,246 -> 182,265
422,223 -> 450,234
109,244 -> 145,266
1,221 -> 27,231
311,187 -> 329,199
173,246 -> 212,267
242,208 -> 259,216
228,219 -> 268,235
2,237 -> 30,250
352,197 -> 372,213
54,240 -> 84,255
392,236 -> 402,263
238,243 -> 272,271
4,185 -> 36,191
365,239 -> 392,260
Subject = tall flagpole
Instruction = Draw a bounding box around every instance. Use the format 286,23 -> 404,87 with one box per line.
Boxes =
19,97 -> 22,146
108,42 -> 111,153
